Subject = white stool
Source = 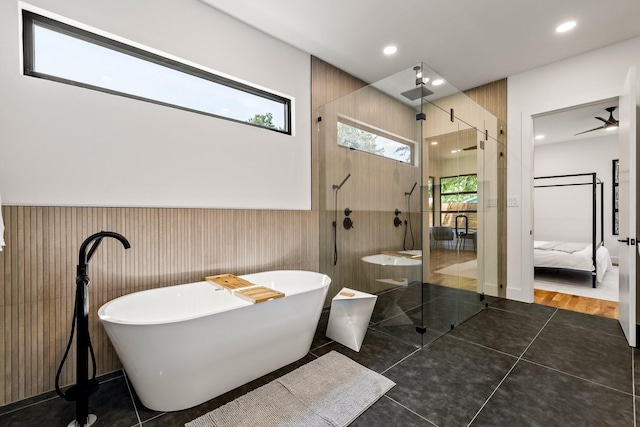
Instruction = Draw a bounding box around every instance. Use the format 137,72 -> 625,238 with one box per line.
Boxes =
326,287 -> 377,352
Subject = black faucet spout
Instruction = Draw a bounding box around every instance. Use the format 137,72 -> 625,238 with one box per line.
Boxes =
78,231 -> 130,272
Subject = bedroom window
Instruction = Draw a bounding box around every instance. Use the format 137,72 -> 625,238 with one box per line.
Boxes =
440,174 -> 477,229
21,10 -> 292,134
337,118 -> 414,164
613,159 -> 619,235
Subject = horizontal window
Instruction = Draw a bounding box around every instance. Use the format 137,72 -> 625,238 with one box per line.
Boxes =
22,10 -> 291,134
337,118 -> 414,164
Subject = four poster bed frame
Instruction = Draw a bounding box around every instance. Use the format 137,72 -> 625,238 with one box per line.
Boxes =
533,172 -> 606,288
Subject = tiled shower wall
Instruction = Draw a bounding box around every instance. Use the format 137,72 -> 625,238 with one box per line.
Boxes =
311,57 -> 423,300
0,206 -> 318,405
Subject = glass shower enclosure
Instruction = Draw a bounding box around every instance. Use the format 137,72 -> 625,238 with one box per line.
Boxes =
315,62 -> 504,349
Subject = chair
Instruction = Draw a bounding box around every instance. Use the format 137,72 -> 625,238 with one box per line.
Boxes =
455,215 -> 476,251
431,226 -> 454,249
458,231 -> 477,251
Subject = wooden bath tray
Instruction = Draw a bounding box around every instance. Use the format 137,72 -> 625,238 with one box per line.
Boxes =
234,286 -> 285,303
204,274 -> 255,290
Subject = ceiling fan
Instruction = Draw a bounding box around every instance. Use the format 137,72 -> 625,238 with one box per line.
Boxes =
574,106 -> 619,136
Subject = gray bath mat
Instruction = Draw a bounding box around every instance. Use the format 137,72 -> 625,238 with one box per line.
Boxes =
185,351 -> 395,427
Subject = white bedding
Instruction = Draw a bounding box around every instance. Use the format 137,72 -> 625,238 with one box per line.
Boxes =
533,241 -> 613,283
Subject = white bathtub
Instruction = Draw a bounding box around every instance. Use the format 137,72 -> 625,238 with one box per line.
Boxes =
98,270 -> 330,411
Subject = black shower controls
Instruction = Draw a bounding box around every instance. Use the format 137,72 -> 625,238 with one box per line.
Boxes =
344,207 -> 352,216
395,208 -> 402,227
343,217 -> 354,230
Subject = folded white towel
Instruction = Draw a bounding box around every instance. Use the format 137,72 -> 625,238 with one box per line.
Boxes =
0,192 -> 5,252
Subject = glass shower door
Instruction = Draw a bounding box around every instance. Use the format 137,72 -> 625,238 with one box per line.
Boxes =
421,111 -> 480,338
418,68 -> 503,341
314,67 -> 424,349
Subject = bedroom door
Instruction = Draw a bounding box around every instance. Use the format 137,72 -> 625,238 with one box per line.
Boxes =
617,67 -> 638,347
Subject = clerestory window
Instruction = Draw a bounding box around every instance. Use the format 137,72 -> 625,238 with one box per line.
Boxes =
337,117 -> 414,164
22,10 -> 292,134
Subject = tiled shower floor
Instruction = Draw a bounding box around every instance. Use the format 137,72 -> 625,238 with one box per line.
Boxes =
1,283 -> 637,426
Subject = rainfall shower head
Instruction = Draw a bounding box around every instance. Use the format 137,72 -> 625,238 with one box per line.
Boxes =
401,86 -> 433,101
333,173 -> 351,190
401,65 -> 433,101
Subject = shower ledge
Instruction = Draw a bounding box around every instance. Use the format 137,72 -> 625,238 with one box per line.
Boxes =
361,253 -> 421,266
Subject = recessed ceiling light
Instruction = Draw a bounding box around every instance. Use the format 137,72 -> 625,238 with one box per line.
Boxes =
451,150 -> 458,154
535,134 -> 545,140
432,79 -> 445,86
606,126 -> 618,131
431,141 -> 438,145
556,21 -> 576,33
383,45 -> 397,55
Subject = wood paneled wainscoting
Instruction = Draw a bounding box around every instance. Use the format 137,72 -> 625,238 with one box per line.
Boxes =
0,206 -> 319,406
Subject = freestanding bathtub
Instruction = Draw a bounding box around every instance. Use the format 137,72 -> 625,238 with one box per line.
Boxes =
98,270 -> 330,411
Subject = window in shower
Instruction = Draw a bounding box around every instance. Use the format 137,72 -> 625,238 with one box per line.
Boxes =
337,117 -> 414,163
22,10 -> 292,134
440,174 -> 478,229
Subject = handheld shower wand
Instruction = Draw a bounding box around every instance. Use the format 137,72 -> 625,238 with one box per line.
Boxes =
403,182 -> 417,251
405,181 -> 417,196
333,173 -> 351,190
333,174 -> 351,265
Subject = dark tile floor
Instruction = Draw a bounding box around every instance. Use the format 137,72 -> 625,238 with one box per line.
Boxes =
0,283 -> 636,426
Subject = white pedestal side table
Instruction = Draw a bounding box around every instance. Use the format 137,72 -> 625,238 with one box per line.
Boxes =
326,287 -> 377,352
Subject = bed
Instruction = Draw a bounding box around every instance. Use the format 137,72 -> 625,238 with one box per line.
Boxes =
534,172 -> 608,288
534,241 -> 612,285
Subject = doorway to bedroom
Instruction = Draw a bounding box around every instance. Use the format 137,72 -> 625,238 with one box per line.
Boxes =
532,99 -> 620,319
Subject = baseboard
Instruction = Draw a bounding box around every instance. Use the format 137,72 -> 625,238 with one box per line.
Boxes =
483,282 -> 499,298
506,286 -> 534,303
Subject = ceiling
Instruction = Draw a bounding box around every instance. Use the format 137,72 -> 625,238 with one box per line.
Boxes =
534,99 -> 619,146
200,0 -> 640,92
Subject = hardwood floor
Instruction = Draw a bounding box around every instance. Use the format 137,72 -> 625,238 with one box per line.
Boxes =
427,246 -> 618,320
534,289 -> 618,319
427,247 -> 478,292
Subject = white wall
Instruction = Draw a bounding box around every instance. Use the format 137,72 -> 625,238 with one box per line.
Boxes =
533,135 -> 619,261
507,36 -> 640,302
0,0 -> 311,209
